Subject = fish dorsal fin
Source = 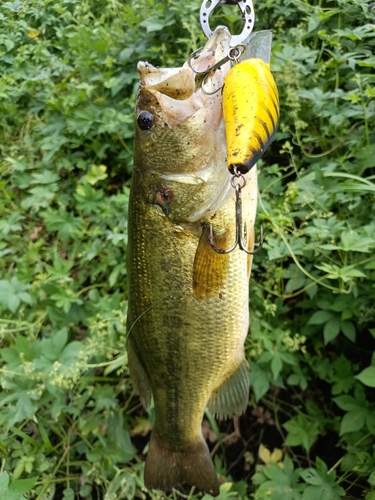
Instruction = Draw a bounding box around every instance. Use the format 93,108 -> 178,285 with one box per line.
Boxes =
127,334 -> 152,409
193,225 -> 230,297
207,357 -> 249,420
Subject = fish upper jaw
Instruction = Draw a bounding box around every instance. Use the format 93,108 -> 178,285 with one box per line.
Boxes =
134,28 -> 234,221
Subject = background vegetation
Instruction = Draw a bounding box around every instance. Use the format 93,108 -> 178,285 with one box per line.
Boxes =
0,0 -> 374,498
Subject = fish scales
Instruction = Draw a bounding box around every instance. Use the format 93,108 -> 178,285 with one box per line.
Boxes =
127,29 -> 258,496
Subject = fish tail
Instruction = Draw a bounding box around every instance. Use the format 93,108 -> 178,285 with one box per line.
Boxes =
144,428 -> 220,496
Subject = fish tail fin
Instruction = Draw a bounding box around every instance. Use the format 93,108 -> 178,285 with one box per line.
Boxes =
144,429 -> 220,496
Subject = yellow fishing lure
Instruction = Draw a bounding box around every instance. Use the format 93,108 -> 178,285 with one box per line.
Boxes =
223,58 -> 279,174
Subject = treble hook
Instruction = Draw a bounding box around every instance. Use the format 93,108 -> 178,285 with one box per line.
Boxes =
208,169 -> 263,255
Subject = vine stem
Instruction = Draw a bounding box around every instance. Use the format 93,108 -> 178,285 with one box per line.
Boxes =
75,283 -> 106,297
35,446 -> 70,500
294,121 -> 359,158
258,192 -> 351,294
278,230 -> 350,293
355,74 -> 370,147
327,432 -> 372,475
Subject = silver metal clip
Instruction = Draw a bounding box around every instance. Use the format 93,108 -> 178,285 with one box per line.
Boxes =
200,0 -> 255,46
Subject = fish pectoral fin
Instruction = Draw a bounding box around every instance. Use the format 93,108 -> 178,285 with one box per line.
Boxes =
127,334 -> 152,409
207,358 -> 249,420
193,225 -> 230,297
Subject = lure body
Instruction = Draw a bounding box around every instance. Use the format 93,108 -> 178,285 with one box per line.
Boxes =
223,58 -> 279,174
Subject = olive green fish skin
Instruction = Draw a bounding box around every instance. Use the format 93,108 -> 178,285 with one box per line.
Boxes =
127,172 -> 253,431
126,29 -> 258,495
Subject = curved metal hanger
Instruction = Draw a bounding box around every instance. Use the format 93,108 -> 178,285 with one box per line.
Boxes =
200,0 -> 255,46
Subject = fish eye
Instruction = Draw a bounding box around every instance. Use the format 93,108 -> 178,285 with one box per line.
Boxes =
137,110 -> 154,130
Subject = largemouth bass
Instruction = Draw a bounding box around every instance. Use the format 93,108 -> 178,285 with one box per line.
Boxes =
126,28 -> 258,496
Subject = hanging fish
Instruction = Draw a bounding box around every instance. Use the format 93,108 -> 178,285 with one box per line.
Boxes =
126,28 -> 258,496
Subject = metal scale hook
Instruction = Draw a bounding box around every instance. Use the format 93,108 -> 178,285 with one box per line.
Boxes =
208,168 -> 264,255
189,0 -> 255,95
194,0 -> 263,254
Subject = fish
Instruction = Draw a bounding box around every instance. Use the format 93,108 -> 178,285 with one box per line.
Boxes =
126,28 -> 258,496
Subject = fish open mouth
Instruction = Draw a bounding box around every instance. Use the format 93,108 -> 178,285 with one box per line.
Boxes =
137,28 -> 232,126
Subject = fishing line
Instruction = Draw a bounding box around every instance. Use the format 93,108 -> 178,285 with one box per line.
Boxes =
125,282 -> 177,342
2,283 -> 178,443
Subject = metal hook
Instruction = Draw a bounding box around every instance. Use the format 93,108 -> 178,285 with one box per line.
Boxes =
188,44 -> 246,94
208,169 -> 264,255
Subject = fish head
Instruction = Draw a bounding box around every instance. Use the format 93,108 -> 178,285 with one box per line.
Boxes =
134,29 -> 234,222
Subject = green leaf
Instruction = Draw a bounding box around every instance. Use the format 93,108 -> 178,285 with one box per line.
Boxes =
249,362 -> 270,401
300,459 -> 345,499
62,487 -> 75,500
283,414 -> 319,451
300,468 -> 324,486
31,171 -> 59,184
369,471 -> 375,486
8,477 -> 37,494
81,165 -> 108,185
106,471 -> 136,500
139,17 -> 173,32
74,184 -> 104,214
0,472 -> 10,495
0,277 -> 32,313
0,212 -> 24,235
271,353 -> 283,380
86,449 -> 103,462
323,319 -> 340,344
45,254 -> 74,281
340,230 -> 375,253
5,392 -> 37,426
355,367 -> 375,387
308,311 -> 334,325
340,411 -> 365,434
52,328 -> 68,353
301,484 -> 345,500
43,209 -> 84,241
22,185 -> 57,209
340,321 -> 355,342
332,395 -> 361,412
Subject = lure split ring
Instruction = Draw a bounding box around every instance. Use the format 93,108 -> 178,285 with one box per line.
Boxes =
188,44 -> 246,95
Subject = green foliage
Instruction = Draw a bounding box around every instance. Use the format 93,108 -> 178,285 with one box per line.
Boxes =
253,455 -> 346,500
0,0 -> 374,499
0,472 -> 37,500
247,0 -> 375,497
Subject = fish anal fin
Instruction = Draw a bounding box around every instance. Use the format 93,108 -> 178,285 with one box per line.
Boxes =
145,429 -> 219,496
193,226 -> 230,297
207,358 -> 249,420
127,335 -> 152,409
